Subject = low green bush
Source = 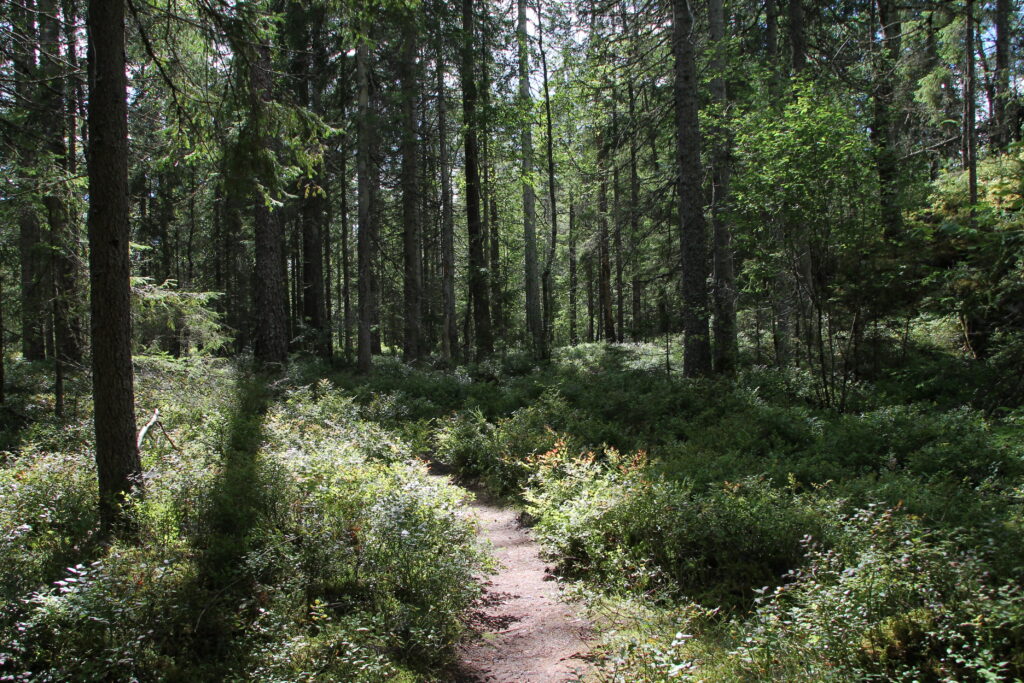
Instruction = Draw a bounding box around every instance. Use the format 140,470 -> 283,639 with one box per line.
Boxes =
0,362 -> 485,681
722,508 -> 1024,681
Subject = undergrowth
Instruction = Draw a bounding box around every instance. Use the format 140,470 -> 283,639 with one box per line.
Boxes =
0,357 -> 484,681
330,341 -> 1024,681
3,335 -> 1023,681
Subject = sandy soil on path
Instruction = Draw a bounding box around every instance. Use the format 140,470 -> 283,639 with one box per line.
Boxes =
438,472 -> 592,682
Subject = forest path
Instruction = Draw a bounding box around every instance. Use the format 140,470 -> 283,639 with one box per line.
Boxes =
431,466 -> 593,682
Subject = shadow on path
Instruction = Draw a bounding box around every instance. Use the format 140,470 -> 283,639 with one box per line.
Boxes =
191,372 -> 275,666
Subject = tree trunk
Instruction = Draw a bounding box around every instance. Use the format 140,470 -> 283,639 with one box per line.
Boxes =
874,0 -> 902,243
41,0 -> 83,369
15,0 -> 46,361
87,0 -> 142,535
462,0 -> 492,357
249,43 -> 289,367
965,0 -> 978,208
286,5 -> 328,359
598,134 -> 615,343
789,0 -> 806,74
357,39 -> 374,372
540,10 -> 557,354
995,0 -> 1012,148
1,272 -> 5,404
710,0 -> 737,373
518,0 -> 542,357
568,198 -> 578,345
437,43 -> 458,363
489,175 -> 502,342
340,144 -> 353,362
766,0 -> 778,62
672,0 -> 712,377
301,188 -> 327,356
401,17 -> 423,361
369,161 -> 382,356
628,82 -> 642,341
585,253 -> 595,342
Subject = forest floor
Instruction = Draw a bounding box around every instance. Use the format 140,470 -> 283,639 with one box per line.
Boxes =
435,466 -> 593,682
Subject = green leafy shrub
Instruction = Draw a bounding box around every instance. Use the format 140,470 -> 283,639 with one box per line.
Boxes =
723,508 -> 1024,681
528,446 -> 833,606
0,362 -> 485,681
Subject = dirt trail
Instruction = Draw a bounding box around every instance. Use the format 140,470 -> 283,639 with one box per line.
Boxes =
440,473 -> 592,682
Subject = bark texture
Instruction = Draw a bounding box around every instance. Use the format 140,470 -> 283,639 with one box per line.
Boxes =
87,0 -> 142,534
672,0 -> 712,377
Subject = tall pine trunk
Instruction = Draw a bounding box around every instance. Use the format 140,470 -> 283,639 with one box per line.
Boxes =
709,0 -> 737,373
250,43 -> 288,367
568,199 -> 577,345
672,0 -> 712,376
15,1 -> 46,361
518,0 -> 542,357
437,44 -> 458,363
995,0 -> 1012,148
598,134 -> 615,343
87,0 -> 142,535
462,0 -> 492,357
401,18 -> 423,361
540,15 -> 557,353
356,39 -> 374,371
874,0 -> 902,242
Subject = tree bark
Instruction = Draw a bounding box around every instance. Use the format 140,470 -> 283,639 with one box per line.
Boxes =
568,198 -> 578,345
518,0 -> 543,357
788,0 -> 806,74
710,0 -> 737,373
964,0 -> 978,207
874,0 -> 902,242
766,0 -> 778,62
356,38 -> 374,372
995,0 -> 1012,148
15,0 -> 46,361
87,0 -> 142,535
585,252 -> 595,342
462,0 -> 493,357
539,10 -> 557,353
1,272 -> 5,404
598,134 -> 615,343
249,43 -> 289,367
340,143 -> 353,362
628,82 -> 642,341
672,0 -> 712,376
612,105 -> 624,343
40,0 -> 83,368
287,4 -> 329,359
401,17 -> 423,361
437,43 -> 458,363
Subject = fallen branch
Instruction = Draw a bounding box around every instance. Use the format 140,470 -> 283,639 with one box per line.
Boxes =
157,419 -> 182,452
137,409 -> 160,449
136,408 -> 183,453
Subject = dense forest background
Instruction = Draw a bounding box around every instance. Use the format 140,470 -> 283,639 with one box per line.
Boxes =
2,0 -> 1024,680
6,0 -> 1024,388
